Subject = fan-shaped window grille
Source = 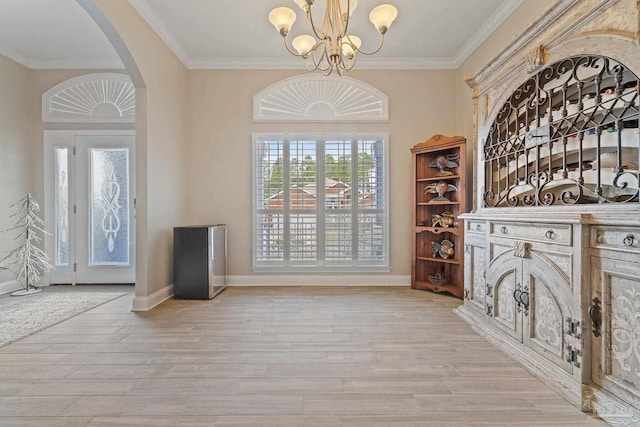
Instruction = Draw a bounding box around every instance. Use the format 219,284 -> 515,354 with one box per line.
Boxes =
253,75 -> 388,122
483,56 -> 640,207
42,73 -> 135,123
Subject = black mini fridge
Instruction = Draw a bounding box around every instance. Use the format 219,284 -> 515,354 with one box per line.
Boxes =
173,225 -> 227,299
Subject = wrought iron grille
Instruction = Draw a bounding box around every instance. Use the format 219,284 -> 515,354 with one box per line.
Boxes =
483,56 -> 640,207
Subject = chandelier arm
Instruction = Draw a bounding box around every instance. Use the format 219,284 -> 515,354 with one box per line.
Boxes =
282,36 -> 306,57
328,0 -> 342,38
354,32 -> 385,56
303,56 -> 319,72
344,51 -> 357,72
342,0 -> 350,35
305,3 -> 327,40
314,44 -> 334,74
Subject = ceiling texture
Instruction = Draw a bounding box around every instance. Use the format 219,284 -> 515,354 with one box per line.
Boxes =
0,0 -> 522,70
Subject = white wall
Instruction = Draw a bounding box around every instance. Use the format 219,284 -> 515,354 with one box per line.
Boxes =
95,0 -> 189,305
1,0 -> 570,296
187,69 -> 458,280
0,55 -> 31,291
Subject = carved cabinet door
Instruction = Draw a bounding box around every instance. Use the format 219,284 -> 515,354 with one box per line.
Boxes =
521,256 -> 574,374
486,250 -> 522,342
464,235 -> 487,314
591,256 -> 640,410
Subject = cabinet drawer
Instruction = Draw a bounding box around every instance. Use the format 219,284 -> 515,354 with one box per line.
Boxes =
466,220 -> 486,234
490,222 -> 572,246
591,226 -> 640,253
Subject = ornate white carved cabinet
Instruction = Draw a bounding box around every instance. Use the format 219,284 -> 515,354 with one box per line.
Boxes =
589,225 -> 640,420
461,214 -> 589,405
456,1 -> 640,425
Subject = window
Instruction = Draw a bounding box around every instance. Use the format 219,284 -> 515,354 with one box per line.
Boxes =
253,133 -> 389,272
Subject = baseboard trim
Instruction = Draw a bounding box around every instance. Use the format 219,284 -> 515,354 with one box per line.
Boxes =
131,284 -> 174,311
227,275 -> 410,286
130,276 -> 410,310
0,280 -> 21,296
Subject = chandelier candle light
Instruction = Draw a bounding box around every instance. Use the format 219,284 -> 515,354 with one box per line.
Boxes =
269,0 -> 398,76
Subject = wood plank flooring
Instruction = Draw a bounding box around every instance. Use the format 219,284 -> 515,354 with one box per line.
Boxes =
0,286 -> 605,426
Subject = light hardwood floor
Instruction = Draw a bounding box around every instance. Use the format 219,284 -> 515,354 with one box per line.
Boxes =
0,286 -> 606,426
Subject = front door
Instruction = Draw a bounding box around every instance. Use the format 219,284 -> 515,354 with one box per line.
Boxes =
44,131 -> 135,284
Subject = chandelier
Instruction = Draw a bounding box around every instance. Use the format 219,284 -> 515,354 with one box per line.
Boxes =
268,0 -> 398,76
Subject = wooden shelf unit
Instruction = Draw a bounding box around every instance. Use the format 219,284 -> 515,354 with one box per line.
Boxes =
411,134 -> 466,299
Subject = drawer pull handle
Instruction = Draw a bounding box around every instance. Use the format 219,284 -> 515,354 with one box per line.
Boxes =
513,283 -> 522,313
500,226 -> 508,234
589,297 -> 602,337
623,234 -> 635,247
521,286 -> 530,316
545,230 -> 555,239
476,224 -> 481,231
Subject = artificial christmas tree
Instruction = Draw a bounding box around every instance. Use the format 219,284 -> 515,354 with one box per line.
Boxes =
0,194 -> 53,296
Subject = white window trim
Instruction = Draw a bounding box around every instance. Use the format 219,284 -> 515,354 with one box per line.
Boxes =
42,73 -> 135,123
252,132 -> 390,273
253,75 -> 389,122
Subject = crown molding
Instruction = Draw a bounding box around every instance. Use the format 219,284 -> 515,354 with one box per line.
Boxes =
1,0 -> 523,71
0,44 -> 35,68
27,59 -> 124,69
0,45 -> 124,69
454,0 -> 524,67
189,57 -> 458,70
128,0 -> 191,67
127,0 -> 470,70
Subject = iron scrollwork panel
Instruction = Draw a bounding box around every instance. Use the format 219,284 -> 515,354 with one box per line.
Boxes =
483,56 -> 640,207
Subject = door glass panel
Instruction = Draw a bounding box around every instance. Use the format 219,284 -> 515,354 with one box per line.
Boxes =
55,148 -> 69,266
90,148 -> 130,265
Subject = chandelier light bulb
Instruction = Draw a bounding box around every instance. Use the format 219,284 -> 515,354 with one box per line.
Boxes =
269,7 -> 297,36
369,4 -> 397,34
293,35 -> 317,56
293,0 -> 309,11
342,35 -> 361,58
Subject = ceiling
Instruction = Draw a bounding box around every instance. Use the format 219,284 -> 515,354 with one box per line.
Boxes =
0,0 -> 522,70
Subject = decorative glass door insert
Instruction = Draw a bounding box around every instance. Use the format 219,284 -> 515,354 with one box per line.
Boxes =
90,148 -> 130,266
44,131 -> 135,284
